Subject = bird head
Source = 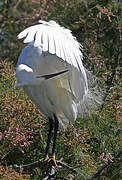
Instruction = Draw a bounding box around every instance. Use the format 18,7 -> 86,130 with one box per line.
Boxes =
16,64 -> 69,88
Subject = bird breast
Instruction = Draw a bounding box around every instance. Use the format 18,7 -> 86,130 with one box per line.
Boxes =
16,44 -> 81,130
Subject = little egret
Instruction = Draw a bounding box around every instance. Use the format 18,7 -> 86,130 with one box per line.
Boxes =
16,20 -> 103,167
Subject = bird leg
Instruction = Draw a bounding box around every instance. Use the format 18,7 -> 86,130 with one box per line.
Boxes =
45,118 -> 53,160
42,118 -> 54,174
51,114 -> 59,168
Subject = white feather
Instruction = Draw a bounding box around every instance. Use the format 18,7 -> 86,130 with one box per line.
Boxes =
18,21 -> 83,72
48,28 -> 56,54
42,27 -> 49,52
34,29 -> 43,47
16,21 -> 104,130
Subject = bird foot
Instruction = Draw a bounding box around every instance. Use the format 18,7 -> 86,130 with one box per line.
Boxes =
43,156 -> 58,168
52,156 -> 58,168
13,157 -> 77,175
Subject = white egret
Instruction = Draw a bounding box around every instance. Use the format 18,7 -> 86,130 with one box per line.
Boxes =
16,20 -> 103,167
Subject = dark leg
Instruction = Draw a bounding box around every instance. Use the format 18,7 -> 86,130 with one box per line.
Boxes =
45,118 -> 53,158
51,114 -> 59,167
52,114 -> 59,157
13,114 -> 77,174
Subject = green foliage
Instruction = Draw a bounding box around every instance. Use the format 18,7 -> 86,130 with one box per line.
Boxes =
0,0 -> 121,179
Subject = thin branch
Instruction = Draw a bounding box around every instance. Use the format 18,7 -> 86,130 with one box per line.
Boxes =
14,0 -> 22,9
12,159 -> 78,172
7,149 -> 122,180
12,159 -> 82,179
12,159 -> 43,172
57,161 -> 78,173
89,149 -> 122,179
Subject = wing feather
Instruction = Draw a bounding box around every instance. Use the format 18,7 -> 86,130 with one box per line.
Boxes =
53,31 -> 63,59
18,25 -> 39,42
42,27 -> 49,52
18,21 -> 84,72
63,41 -> 73,67
34,28 -> 43,47
48,28 -> 56,54
24,30 -> 35,43
53,31 -> 61,58
58,34 -> 66,61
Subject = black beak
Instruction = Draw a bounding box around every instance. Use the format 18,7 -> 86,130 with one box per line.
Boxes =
36,69 -> 69,80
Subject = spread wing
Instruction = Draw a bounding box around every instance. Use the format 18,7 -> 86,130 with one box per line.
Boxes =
18,20 -> 86,78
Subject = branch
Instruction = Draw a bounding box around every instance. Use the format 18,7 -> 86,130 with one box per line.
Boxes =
13,159 -> 43,172
12,159 -> 80,179
89,149 -> 122,179
7,149 -> 122,180
57,161 -> 78,173
14,0 -> 22,9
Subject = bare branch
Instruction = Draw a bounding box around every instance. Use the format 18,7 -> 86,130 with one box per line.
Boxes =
89,149 -> 122,179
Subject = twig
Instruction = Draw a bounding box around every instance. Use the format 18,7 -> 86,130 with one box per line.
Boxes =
12,159 -> 78,173
12,159 -> 79,179
13,159 -> 43,172
57,161 -> 78,173
14,0 -> 22,9
89,149 -> 122,179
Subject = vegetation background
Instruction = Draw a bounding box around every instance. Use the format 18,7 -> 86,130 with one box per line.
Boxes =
0,0 -> 121,179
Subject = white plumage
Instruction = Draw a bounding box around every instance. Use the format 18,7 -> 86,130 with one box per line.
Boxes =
16,20 -> 103,131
